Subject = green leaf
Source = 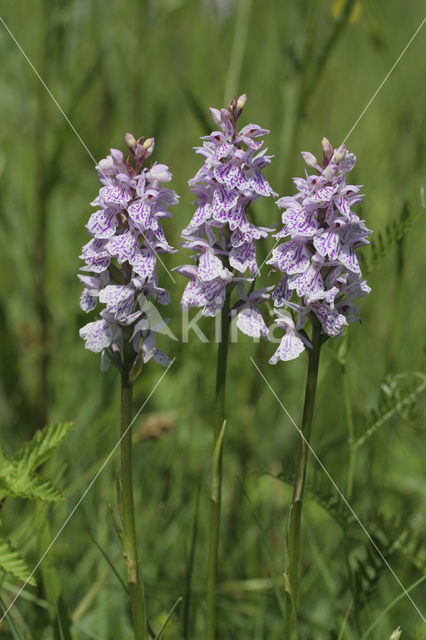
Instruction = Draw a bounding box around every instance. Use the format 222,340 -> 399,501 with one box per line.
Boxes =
13,422 -> 74,473
0,422 -> 74,502
353,372 -> 426,449
154,597 -> 183,640
0,594 -> 26,640
0,538 -> 36,586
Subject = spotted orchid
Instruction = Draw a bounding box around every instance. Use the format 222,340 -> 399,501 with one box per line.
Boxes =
79,134 -> 178,371
176,95 -> 276,332
268,138 -> 371,364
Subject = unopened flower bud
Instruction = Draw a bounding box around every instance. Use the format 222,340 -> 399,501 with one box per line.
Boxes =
321,137 -> 334,160
209,107 -> 223,127
228,96 -> 237,112
301,151 -> 320,170
236,93 -> 247,111
142,137 -> 155,157
390,627 -> 402,640
334,144 -> 347,163
124,132 -> 137,150
135,143 -> 144,159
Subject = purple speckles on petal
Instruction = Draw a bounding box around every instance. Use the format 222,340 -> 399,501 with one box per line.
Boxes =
270,240 -> 310,275
106,231 -> 140,264
236,307 -> 268,338
313,228 -> 340,259
338,245 -> 360,274
86,209 -> 118,239
336,197 -> 351,218
131,252 -> 156,280
269,333 -> 305,364
80,320 -> 114,353
272,277 -> 290,307
99,185 -> 131,207
312,303 -> 347,336
229,241 -> 257,274
198,252 -> 224,281
289,264 -> 324,298
80,289 -> 98,312
99,285 -> 134,320
128,200 -> 152,230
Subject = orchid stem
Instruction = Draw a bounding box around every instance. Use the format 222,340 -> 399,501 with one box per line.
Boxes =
285,321 -> 322,640
121,328 -> 147,640
206,291 -> 231,640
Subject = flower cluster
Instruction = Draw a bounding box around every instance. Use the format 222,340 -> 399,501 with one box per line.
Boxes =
268,138 -> 371,363
79,134 -> 178,368
177,95 -> 276,338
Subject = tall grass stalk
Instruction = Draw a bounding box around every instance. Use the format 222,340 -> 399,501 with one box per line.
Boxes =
206,292 -> 231,639
34,1 -> 52,431
121,327 -> 147,639
223,0 -> 253,103
342,361 -> 356,499
285,321 -> 322,640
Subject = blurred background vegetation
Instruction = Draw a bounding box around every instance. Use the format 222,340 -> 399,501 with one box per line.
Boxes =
0,0 -> 425,638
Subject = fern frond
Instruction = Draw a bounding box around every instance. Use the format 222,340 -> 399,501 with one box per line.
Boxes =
353,372 -> 426,449
0,422 -> 74,502
0,538 -> 36,586
13,422 -> 74,473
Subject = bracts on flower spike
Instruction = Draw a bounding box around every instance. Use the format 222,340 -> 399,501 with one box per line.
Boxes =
79,134 -> 178,377
268,138 -> 372,363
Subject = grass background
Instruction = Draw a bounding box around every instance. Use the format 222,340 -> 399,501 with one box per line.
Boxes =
0,0 -> 425,638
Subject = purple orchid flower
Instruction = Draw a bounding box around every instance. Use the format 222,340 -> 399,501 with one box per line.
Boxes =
268,138 -> 371,363
79,134 -> 178,370
177,94 -> 277,333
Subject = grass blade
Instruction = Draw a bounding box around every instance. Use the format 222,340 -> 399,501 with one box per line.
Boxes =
154,597 -> 183,640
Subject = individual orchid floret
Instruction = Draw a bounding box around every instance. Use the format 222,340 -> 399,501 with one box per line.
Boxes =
177,94 -> 276,336
79,134 -> 178,373
269,311 -> 312,364
268,138 -> 372,362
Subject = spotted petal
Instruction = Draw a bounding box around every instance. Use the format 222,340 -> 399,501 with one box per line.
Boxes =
99,285 -> 134,321
86,209 -> 118,239
106,231 -> 140,264
99,185 -> 131,207
80,320 -> 114,353
198,252 -> 224,282
269,333 -> 305,364
236,307 -> 268,338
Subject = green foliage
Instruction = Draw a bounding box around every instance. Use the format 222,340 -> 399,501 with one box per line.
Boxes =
353,372 -> 426,448
0,595 -> 26,640
0,423 -> 73,590
349,523 -> 395,611
363,204 -> 419,274
0,539 -> 36,587
0,422 -> 74,501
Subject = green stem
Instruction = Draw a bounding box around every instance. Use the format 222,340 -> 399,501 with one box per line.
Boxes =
285,322 -> 322,640
121,329 -> 147,640
206,292 -> 231,640
342,363 -> 356,499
